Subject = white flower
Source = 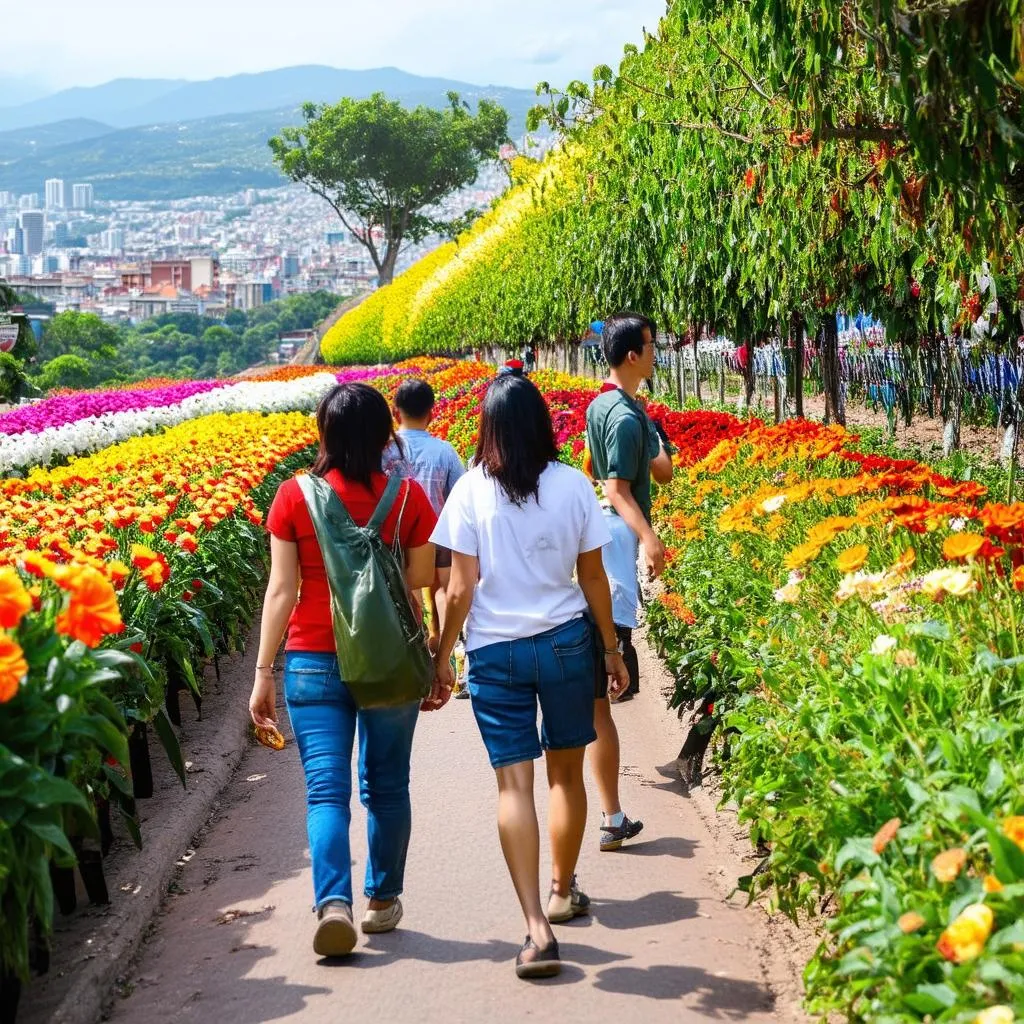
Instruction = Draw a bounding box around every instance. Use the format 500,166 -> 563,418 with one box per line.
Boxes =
870,634 -> 898,656
787,570 -> 805,586
950,517 -> 966,532
761,494 -> 786,514
774,583 -> 800,604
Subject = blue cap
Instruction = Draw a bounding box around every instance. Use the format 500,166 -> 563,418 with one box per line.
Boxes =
590,320 -> 604,335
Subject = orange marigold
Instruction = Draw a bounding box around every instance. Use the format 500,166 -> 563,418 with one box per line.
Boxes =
931,847 -> 967,883
897,911 -> 926,934
873,817 -> 901,854
0,634 -> 27,702
943,533 -> 987,560
836,544 -> 869,574
1002,816 -> 1024,852
0,567 -> 32,630
55,565 -> 125,648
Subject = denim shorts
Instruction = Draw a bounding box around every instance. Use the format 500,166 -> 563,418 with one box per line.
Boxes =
466,615 -> 598,769
601,507 -> 641,629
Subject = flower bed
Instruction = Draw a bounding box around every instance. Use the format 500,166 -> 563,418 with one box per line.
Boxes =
649,416 -> 1024,1020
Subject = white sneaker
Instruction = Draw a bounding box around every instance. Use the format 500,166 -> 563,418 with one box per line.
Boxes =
361,898 -> 403,934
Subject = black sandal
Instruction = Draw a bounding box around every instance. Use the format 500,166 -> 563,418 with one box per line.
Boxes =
515,935 -> 561,979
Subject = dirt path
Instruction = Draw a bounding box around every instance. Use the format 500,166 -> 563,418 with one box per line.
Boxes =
103,642 -> 802,1024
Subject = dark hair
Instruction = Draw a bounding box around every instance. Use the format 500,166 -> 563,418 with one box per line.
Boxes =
311,382 -> 399,487
394,378 -> 435,419
475,375 -> 558,506
602,312 -> 657,368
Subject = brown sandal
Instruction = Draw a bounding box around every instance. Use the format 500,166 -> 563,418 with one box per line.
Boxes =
515,935 -> 561,979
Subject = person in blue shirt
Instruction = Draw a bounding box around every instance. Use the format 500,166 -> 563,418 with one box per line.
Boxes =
384,379 -> 466,658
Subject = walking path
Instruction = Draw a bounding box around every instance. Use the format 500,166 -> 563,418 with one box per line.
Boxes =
104,646 -> 795,1023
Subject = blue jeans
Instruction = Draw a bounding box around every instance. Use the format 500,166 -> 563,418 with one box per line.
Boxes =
284,651 -> 420,909
466,616 -> 597,769
601,507 -> 641,628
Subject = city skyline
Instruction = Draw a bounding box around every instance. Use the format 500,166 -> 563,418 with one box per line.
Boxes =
1,0 -> 666,96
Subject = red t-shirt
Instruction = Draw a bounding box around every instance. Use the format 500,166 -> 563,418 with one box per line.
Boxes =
266,470 -> 437,651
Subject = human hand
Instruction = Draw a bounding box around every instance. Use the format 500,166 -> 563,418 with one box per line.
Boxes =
605,653 -> 631,701
422,655 -> 454,712
249,667 -> 278,729
642,531 -> 666,579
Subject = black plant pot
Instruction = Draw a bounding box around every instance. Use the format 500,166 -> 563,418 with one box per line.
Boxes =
0,969 -> 22,1024
77,850 -> 109,906
49,864 -> 77,916
165,662 -> 201,727
96,798 -> 114,857
129,722 -> 154,799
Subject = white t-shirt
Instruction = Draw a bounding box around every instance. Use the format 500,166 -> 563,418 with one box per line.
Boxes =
431,462 -> 611,651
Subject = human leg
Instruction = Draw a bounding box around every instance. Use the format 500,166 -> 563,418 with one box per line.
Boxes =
590,695 -> 621,817
357,700 -> 420,919
283,651 -> 358,956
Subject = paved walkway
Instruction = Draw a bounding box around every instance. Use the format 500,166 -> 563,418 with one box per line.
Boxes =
106,667 -> 783,1023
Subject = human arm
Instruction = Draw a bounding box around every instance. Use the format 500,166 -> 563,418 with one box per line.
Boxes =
650,437 -> 674,485
249,536 -> 299,728
423,551 -> 477,709
575,548 -> 630,700
404,543 -> 435,590
603,479 -> 666,578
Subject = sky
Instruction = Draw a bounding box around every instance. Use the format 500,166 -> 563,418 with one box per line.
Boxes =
3,0 -> 667,95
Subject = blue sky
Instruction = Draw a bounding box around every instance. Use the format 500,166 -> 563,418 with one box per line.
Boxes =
6,0 -> 668,93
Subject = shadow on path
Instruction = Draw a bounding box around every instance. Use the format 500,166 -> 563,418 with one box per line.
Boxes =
594,962 -> 775,1015
591,890 -> 699,930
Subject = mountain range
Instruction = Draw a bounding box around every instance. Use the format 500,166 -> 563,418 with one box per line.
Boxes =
0,66 -> 539,200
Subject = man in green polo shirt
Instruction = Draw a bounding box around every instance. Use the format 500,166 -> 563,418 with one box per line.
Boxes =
585,312 -> 674,851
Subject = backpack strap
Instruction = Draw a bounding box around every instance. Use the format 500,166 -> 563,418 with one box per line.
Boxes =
366,475 -> 403,537
297,473 -> 358,530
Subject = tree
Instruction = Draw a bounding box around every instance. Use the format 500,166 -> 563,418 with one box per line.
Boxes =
33,354 -> 96,392
41,312 -> 121,364
270,93 -> 510,285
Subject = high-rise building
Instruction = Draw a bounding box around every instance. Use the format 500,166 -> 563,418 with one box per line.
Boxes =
18,211 -> 44,256
45,178 -> 66,210
19,194 -> 39,211
101,228 -> 125,252
5,226 -> 24,255
0,191 -> 14,209
72,183 -> 94,210
53,222 -> 69,247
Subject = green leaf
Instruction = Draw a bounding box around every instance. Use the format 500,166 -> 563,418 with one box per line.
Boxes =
23,814 -> 76,859
153,710 -> 187,788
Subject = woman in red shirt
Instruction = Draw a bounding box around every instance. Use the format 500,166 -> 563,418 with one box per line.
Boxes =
249,382 -> 441,959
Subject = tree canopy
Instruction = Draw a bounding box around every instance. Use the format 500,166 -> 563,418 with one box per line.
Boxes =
269,92 -> 510,284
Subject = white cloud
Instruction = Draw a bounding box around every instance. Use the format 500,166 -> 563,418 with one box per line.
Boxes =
10,0 -> 666,92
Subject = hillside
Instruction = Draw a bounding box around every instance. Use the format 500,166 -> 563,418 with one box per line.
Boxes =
0,65 -> 535,132
0,118 -> 114,161
0,66 -> 538,200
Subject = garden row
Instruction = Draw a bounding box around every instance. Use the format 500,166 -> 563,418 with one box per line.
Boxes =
5,358 -> 1022,1021
0,357 -> 456,1009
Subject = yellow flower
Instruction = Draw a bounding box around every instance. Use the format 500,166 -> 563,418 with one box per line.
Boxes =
931,847 -> 967,883
983,874 -> 1004,894
975,1007 -> 1015,1024
893,648 -> 918,668
835,544 -> 869,573
942,533 -> 987,560
920,567 -> 977,599
0,566 -> 32,630
936,904 -> 993,963
773,583 -> 800,604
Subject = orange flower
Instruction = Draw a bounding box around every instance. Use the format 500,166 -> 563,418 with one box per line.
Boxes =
936,904 -> 993,963
1013,566 -> 1024,592
55,565 -> 125,648
0,567 -> 32,629
890,547 -> 916,574
836,544 -> 869,574
1002,816 -> 1024,852
983,874 -> 1004,894
873,817 -> 901,854
0,634 -> 27,702
943,533 -> 987,560
898,911 -> 926,934
931,847 -> 967,882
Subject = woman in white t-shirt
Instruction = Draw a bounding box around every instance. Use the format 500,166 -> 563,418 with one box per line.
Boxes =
432,374 -> 629,981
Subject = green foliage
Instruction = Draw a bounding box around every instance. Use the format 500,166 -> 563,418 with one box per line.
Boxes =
270,93 -> 510,284
30,292 -> 339,389
0,352 -> 27,403
323,1 -> 1024,368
